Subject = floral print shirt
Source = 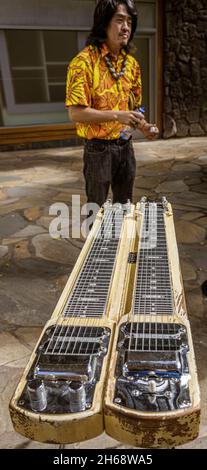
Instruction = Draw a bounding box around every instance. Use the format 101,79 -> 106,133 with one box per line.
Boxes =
65,43 -> 142,140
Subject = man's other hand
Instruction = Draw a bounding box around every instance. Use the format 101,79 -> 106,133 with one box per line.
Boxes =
141,122 -> 159,140
116,110 -> 145,128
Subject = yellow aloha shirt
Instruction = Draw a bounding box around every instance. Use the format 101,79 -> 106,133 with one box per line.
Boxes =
65,43 -> 142,140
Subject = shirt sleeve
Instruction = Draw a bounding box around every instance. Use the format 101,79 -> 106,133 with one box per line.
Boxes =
131,60 -> 142,109
65,56 -> 92,108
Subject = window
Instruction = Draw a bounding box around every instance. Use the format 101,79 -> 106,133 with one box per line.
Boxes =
0,29 -> 89,125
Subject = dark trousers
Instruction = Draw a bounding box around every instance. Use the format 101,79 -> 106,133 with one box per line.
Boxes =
83,138 -> 136,207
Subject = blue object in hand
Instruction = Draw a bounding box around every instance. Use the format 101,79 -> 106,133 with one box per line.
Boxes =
138,106 -> 145,114
120,106 -> 145,140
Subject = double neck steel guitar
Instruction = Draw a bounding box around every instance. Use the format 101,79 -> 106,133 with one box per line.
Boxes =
10,198 -> 200,447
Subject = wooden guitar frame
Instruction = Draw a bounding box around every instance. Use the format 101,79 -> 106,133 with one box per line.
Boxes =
10,200 -> 200,447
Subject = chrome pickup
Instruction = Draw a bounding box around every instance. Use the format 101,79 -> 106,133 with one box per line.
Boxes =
123,350 -> 182,377
18,325 -> 110,414
114,322 -> 191,412
35,354 -> 97,382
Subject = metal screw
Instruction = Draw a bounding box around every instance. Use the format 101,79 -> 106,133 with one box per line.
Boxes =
104,329 -> 110,336
132,389 -> 140,397
18,400 -> 25,406
114,397 -> 122,404
182,400 -> 190,406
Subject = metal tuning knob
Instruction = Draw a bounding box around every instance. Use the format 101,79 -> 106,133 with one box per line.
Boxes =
68,381 -> 86,412
27,379 -> 47,412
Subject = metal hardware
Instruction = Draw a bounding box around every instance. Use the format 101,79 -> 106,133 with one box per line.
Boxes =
114,397 -> 122,404
68,381 -> 86,413
128,252 -> 137,264
123,350 -> 183,376
18,325 -> 110,414
27,379 -> 47,412
114,312 -> 191,411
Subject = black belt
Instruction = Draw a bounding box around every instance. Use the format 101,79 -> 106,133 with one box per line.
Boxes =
84,136 -> 132,146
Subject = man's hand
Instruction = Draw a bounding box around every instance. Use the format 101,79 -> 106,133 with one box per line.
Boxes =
139,121 -> 159,140
116,110 -> 145,128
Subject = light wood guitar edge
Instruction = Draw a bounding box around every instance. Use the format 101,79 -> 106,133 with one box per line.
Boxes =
104,401 -> 200,448
164,203 -> 200,407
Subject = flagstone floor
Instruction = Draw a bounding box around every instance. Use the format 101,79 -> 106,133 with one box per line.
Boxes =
0,137 -> 207,449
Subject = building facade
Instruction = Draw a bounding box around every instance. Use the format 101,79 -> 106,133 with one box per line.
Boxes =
0,0 -> 206,147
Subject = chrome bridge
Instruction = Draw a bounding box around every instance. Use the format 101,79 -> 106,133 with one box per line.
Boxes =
18,325 -> 110,414
114,322 -> 191,412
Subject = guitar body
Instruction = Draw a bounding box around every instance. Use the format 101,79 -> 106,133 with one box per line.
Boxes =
10,317 -> 113,444
104,198 -> 200,448
10,202 -> 135,444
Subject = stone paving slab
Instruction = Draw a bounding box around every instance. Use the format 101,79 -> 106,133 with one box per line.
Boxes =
0,137 -> 207,449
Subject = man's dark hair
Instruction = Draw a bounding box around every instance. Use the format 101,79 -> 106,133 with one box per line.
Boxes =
86,0 -> 138,52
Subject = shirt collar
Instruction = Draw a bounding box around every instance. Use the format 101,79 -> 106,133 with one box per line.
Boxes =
101,43 -> 126,58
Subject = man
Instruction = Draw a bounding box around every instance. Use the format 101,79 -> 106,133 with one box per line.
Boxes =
65,0 -> 158,207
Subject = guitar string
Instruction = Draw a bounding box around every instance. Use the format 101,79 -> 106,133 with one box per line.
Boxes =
129,198 -> 146,353
128,202 -> 139,352
149,202 -> 154,351
146,202 -> 154,352
142,200 -> 148,352
158,204 -> 162,352
162,205 -> 169,350
158,204 -> 164,352
159,203 -> 173,351
152,203 -> 157,349
140,200 -> 149,353
157,209 -> 162,346
149,203 -> 154,352
162,206 -> 165,351
138,198 -> 146,352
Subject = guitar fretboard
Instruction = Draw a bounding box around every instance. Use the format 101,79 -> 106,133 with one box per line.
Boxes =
133,202 -> 173,316
63,203 -> 126,318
